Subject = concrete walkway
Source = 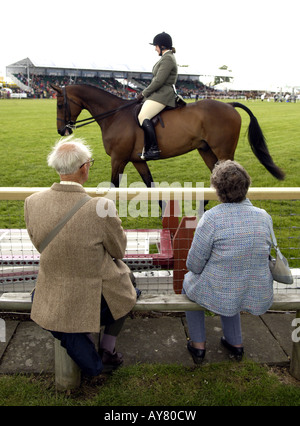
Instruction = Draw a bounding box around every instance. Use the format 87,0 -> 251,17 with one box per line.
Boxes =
0,311 -> 296,375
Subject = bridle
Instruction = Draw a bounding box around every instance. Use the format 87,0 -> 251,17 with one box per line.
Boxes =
57,86 -> 139,134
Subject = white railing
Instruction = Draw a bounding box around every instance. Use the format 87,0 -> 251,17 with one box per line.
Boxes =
1,187 -> 300,201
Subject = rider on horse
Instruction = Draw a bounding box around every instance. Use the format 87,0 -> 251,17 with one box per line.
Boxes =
138,32 -> 178,160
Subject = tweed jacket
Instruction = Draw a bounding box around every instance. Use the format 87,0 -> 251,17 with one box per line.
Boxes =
183,199 -> 274,317
24,183 -> 136,333
142,51 -> 178,107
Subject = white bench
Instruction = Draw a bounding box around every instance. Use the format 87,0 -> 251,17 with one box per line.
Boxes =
0,291 -> 300,390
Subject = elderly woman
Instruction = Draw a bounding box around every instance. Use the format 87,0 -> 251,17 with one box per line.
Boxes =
183,160 -> 274,363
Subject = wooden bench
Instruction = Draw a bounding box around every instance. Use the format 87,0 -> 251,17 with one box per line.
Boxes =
0,291 -> 300,390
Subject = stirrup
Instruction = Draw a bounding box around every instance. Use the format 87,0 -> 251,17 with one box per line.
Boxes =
138,147 -> 146,160
138,146 -> 161,160
141,150 -> 160,160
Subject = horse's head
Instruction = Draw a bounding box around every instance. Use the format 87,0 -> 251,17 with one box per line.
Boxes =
50,84 -> 83,136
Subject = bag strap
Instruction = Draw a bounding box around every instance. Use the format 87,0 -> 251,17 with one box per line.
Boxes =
268,218 -> 285,260
38,195 -> 91,253
269,224 -> 278,248
264,211 -> 277,248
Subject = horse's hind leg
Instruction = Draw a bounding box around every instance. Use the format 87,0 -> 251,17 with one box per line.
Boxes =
197,146 -> 218,173
197,146 -> 219,210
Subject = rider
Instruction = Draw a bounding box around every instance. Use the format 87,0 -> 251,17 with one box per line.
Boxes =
138,32 -> 178,160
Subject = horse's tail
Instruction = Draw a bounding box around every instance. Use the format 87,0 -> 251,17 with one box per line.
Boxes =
229,102 -> 285,180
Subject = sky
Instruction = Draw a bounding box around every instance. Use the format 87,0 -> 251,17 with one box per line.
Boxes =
1,0 -> 299,90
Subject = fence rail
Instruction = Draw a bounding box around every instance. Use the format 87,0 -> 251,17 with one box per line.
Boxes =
1,187 -> 300,201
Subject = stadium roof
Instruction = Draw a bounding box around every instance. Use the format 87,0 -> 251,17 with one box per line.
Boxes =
6,56 -> 234,81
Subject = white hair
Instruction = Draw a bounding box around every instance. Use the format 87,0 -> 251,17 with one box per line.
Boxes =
47,135 -> 93,175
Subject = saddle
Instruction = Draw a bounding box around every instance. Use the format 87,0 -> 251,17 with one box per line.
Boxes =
134,96 -> 186,128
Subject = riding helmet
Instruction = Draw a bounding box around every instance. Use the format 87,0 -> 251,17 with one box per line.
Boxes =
150,32 -> 173,50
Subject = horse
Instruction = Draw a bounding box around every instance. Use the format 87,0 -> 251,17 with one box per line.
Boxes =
50,83 -> 285,189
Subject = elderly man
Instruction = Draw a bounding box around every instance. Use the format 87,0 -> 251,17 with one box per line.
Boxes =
24,135 -> 136,377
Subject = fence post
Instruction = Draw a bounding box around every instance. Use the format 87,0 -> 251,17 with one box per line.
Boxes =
54,338 -> 81,391
172,216 -> 197,294
290,310 -> 300,380
162,200 -> 179,237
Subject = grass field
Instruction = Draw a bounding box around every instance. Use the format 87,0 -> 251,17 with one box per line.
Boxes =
1,98 -> 300,188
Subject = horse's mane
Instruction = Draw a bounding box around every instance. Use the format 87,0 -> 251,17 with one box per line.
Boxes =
71,83 -> 127,102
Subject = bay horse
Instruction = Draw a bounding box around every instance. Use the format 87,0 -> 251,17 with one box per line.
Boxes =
50,83 -> 285,188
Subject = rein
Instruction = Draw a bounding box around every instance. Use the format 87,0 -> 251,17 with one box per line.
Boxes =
61,86 -> 139,130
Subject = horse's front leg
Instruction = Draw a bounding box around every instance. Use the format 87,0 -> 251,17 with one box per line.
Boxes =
132,161 -> 154,188
110,158 -> 128,188
132,161 -> 165,213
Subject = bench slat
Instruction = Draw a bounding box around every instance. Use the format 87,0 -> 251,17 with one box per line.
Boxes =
133,294 -> 205,311
268,293 -> 300,311
133,293 -> 300,312
1,292 -> 300,312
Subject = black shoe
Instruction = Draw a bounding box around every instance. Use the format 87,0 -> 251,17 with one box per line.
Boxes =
141,149 -> 161,160
221,337 -> 244,361
99,349 -> 124,373
187,340 -> 206,364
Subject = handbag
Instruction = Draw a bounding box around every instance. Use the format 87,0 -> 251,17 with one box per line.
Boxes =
269,223 -> 293,285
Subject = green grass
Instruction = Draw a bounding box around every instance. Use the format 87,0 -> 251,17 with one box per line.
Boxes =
0,361 -> 300,406
1,98 -> 300,187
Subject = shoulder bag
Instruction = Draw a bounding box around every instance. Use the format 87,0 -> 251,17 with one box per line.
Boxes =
269,223 -> 293,285
38,195 -> 91,253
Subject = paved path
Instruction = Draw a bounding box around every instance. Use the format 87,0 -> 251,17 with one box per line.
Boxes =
0,312 -> 296,375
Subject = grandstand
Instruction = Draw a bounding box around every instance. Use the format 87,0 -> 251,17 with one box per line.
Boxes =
6,57 -> 286,100
5,57 -> 234,100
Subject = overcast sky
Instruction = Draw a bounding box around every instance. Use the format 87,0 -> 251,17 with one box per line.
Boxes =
1,0 -> 299,89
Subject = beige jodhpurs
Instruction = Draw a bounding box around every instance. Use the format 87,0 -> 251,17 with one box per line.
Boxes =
138,99 -> 165,126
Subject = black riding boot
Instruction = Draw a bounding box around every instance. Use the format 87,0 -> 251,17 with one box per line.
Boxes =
140,119 -> 161,160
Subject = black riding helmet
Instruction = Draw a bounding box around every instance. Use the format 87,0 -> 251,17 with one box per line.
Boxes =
150,32 -> 173,55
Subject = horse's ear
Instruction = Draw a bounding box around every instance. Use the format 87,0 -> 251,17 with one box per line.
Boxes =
50,84 -> 62,94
